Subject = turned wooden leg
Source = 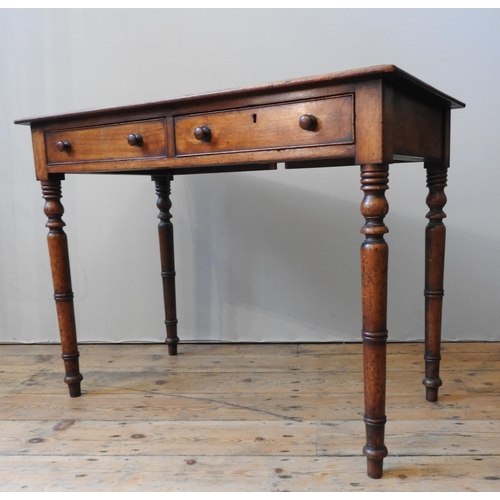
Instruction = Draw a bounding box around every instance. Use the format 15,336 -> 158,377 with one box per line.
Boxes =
41,176 -> 83,397
153,175 -> 179,356
423,163 -> 447,402
360,164 -> 389,479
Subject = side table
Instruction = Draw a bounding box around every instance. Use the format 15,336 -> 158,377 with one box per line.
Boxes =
16,65 -> 465,478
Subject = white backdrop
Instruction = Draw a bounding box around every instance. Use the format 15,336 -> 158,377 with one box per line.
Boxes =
1,9 -> 499,343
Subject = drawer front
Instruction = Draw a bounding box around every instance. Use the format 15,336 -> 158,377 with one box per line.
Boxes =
174,95 -> 354,156
45,119 -> 167,164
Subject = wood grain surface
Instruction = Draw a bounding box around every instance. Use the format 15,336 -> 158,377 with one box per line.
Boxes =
0,342 -> 498,491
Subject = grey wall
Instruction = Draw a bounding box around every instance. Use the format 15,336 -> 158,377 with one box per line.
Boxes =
1,9 -> 499,343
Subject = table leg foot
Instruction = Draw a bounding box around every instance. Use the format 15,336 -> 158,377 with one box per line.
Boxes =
62,352 -> 83,397
425,387 -> 439,403
67,382 -> 82,398
166,339 -> 178,356
423,359 -> 443,402
363,417 -> 388,479
366,458 -> 384,480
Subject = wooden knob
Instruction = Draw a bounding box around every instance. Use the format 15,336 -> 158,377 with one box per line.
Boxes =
194,126 -> 211,142
56,140 -> 71,152
127,134 -> 143,147
299,114 -> 318,131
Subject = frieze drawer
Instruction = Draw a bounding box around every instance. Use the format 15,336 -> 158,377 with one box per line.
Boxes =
45,119 -> 167,164
174,95 -> 354,156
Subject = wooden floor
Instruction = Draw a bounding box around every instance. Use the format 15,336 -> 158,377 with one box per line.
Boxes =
0,342 -> 499,492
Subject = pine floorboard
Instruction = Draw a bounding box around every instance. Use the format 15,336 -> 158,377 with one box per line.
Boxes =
0,342 -> 499,492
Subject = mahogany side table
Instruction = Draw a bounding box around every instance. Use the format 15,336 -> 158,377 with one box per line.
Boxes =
16,65 -> 464,478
